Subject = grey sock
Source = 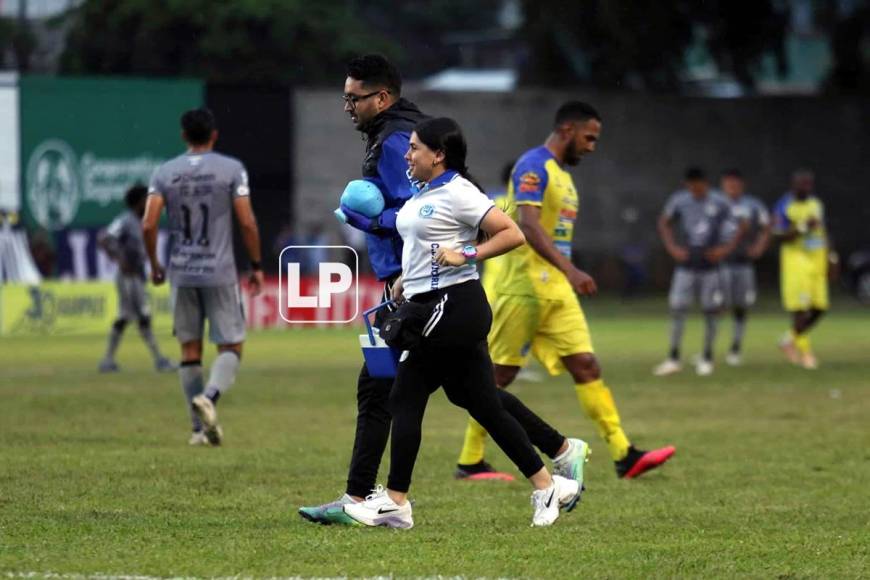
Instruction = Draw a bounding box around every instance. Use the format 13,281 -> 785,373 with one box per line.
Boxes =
732,310 -> 747,353
205,351 -> 240,402
138,325 -> 163,362
669,310 -> 686,360
703,312 -> 719,361
103,322 -> 125,362
179,363 -> 204,432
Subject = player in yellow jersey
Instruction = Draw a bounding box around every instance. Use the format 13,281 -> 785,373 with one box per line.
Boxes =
455,102 -> 675,480
773,169 -> 832,369
480,162 -> 515,300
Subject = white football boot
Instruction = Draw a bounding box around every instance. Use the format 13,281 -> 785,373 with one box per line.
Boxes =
188,431 -> 210,446
552,439 -> 590,512
192,394 -> 223,445
725,351 -> 742,366
653,358 -> 682,376
695,357 -> 714,376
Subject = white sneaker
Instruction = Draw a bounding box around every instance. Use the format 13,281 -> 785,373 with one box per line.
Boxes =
552,439 -> 590,511
725,352 -> 742,366
695,358 -> 714,376
342,485 -> 413,529
553,474 -> 581,510
188,431 -> 210,446
531,482 -> 560,527
653,359 -> 682,376
192,395 -> 222,446
530,476 -> 579,527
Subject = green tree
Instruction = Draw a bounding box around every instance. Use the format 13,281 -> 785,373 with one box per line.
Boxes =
0,16 -> 37,71
520,0 -> 695,91
355,0 -> 504,78
519,0 -> 794,93
58,0 -> 396,83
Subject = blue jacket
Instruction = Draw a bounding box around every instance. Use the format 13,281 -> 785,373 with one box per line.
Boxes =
359,99 -> 428,280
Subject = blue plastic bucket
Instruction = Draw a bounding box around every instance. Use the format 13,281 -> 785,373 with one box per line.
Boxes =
360,302 -> 400,378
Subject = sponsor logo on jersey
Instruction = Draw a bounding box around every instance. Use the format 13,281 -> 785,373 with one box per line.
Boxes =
517,171 -> 542,194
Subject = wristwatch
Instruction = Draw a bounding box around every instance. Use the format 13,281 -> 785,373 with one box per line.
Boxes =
461,244 -> 478,265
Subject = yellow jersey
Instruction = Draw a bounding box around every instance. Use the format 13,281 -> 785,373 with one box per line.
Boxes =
773,193 -> 827,265
494,146 -> 578,300
773,193 -> 829,310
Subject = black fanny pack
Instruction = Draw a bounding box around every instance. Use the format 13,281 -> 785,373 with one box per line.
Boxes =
379,300 -> 433,351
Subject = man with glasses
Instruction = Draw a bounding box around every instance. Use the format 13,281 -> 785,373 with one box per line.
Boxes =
298,54 -> 428,524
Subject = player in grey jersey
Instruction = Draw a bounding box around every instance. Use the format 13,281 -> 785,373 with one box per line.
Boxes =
654,167 -> 745,377
718,169 -> 771,366
143,108 -> 264,446
97,184 -> 174,373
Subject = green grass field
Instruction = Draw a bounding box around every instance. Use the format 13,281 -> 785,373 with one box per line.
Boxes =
1,298 -> 869,578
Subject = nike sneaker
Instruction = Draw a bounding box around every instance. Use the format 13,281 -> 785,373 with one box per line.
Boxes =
299,494 -> 360,525
342,485 -> 413,529
552,438 -> 590,512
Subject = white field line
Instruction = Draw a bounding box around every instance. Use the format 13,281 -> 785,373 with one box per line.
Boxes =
3,573 -> 498,580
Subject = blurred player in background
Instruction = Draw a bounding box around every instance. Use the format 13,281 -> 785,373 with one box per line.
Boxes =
773,169 -> 831,369
718,169 -> 771,365
456,102 -> 675,480
654,167 -> 745,377
97,184 -> 174,373
143,108 -> 264,446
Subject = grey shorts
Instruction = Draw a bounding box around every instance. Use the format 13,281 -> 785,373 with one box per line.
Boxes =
720,263 -> 757,308
171,284 -> 246,345
116,274 -> 150,321
669,268 -> 725,311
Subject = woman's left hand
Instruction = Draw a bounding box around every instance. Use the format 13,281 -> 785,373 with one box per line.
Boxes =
435,248 -> 467,266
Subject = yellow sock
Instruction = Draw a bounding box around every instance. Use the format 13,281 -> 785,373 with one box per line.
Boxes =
575,379 -> 631,461
457,417 -> 488,465
792,330 -> 811,355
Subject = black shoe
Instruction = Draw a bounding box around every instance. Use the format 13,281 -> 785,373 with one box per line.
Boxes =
615,445 -> 676,479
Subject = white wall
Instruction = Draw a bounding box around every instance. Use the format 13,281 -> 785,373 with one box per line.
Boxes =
0,75 -> 19,211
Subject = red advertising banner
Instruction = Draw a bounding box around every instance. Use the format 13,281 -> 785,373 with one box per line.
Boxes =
243,275 -> 385,329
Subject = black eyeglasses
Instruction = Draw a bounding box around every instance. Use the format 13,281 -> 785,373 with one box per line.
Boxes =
342,90 -> 387,106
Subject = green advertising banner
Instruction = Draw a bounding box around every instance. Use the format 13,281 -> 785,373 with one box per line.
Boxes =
19,76 -> 203,231
0,281 -> 173,336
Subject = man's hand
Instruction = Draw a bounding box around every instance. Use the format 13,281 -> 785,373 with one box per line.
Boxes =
705,245 -> 730,264
340,204 -> 376,233
150,264 -> 166,286
248,269 -> 264,297
668,245 -> 690,262
565,266 -> 597,295
746,243 -> 765,259
435,248 -> 467,267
